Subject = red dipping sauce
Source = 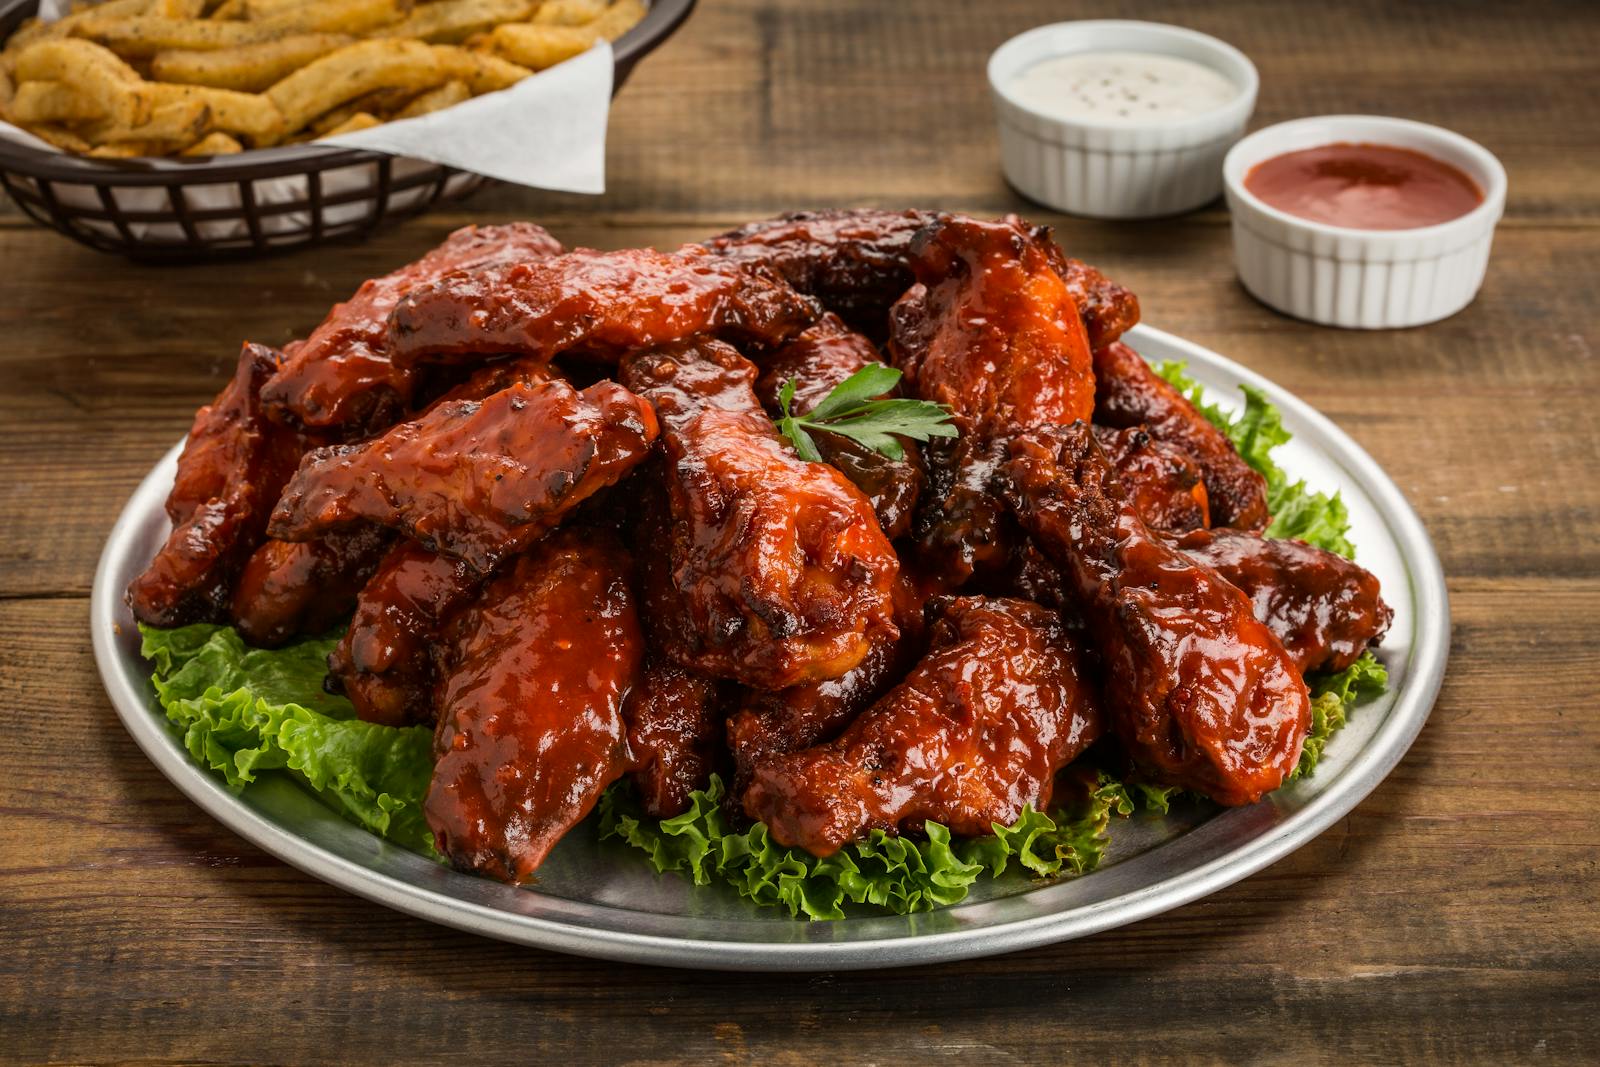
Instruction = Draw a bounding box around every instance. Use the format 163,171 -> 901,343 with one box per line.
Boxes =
1244,142 -> 1484,230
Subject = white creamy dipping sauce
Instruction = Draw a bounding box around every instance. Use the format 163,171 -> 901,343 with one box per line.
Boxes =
1008,51 -> 1239,123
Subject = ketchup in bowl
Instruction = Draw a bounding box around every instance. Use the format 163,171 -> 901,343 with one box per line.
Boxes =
1244,143 -> 1483,230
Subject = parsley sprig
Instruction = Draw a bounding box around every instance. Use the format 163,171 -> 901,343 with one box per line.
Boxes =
774,363 -> 958,462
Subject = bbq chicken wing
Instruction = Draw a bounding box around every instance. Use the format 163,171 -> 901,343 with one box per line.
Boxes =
267,379 -> 658,574
889,214 -> 1096,436
910,435 -> 1015,587
426,529 -> 642,883
1172,528 -> 1393,675
261,222 -> 564,435
229,526 -> 392,648
127,342 -> 305,627
622,657 -> 726,819
744,596 -> 1103,857
386,247 -> 820,369
620,340 -> 900,690
1094,425 -> 1210,533
753,312 -> 925,539
706,209 -> 931,340
1093,341 -> 1270,531
326,541 -> 486,727
706,209 -> 1140,349
725,625 -> 910,798
1001,424 -> 1310,806
725,562 -> 947,793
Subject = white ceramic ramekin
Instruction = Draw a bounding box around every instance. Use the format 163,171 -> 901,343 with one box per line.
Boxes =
1223,115 -> 1507,329
988,21 -> 1258,219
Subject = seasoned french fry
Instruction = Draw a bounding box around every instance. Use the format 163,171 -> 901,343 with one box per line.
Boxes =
491,2 -> 643,69
395,77 -> 467,117
87,139 -> 169,157
18,121 -> 92,153
266,38 -> 443,131
377,0 -> 536,45
1,0 -> 634,158
84,94 -> 210,144
151,0 -> 207,17
3,0 -> 148,55
150,33 -> 354,91
307,86 -> 411,132
151,82 -> 286,143
488,22 -> 592,70
532,0 -> 606,27
431,44 -> 529,93
240,0 -> 316,18
74,0 -> 409,56
13,39 -> 150,126
262,0 -> 412,36
180,129 -> 244,154
10,78 -> 107,123
319,110 -> 380,136
71,15 -> 281,55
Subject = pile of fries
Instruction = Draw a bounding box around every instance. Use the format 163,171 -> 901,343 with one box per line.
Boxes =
0,0 -> 645,158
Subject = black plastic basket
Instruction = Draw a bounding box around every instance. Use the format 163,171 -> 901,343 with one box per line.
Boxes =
0,0 -> 693,260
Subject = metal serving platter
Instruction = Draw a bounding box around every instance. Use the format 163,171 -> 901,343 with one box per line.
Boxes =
91,324 -> 1449,971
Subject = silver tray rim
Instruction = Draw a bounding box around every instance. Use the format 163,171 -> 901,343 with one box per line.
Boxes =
90,323 -> 1449,971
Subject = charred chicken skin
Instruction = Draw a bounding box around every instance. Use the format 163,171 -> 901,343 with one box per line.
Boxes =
705,209 -> 931,340
621,657 -> 726,819
744,596 -> 1103,857
267,379 -> 659,574
1093,425 -> 1211,534
706,209 -> 1140,349
426,528 -> 642,883
327,541 -> 485,727
723,563 -> 947,795
1001,423 -> 1311,806
261,222 -> 564,435
1093,341 -> 1270,531
127,342 -> 305,627
1172,528 -> 1393,675
386,246 -> 821,369
620,339 -> 900,690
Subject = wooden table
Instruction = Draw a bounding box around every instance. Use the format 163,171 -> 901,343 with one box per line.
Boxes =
3,1 -> 1596,1061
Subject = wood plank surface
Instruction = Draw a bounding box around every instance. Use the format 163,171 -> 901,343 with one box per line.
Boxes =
2,0 -> 1597,1062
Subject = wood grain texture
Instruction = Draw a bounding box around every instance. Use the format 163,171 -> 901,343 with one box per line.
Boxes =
1,0 -> 1597,1062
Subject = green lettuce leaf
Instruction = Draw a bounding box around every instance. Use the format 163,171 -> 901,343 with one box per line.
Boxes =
140,623 -> 439,857
1156,361 -> 1355,557
1293,651 -> 1390,779
598,773 -> 1121,920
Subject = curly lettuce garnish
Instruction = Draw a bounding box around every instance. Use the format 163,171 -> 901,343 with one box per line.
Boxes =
598,773 -> 1122,920
141,623 -> 439,857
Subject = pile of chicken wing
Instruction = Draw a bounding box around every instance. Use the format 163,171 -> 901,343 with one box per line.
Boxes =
128,210 -> 1392,884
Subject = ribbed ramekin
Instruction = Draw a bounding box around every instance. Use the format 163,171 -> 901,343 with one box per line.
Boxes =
1223,115 -> 1507,329
987,20 -> 1258,219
